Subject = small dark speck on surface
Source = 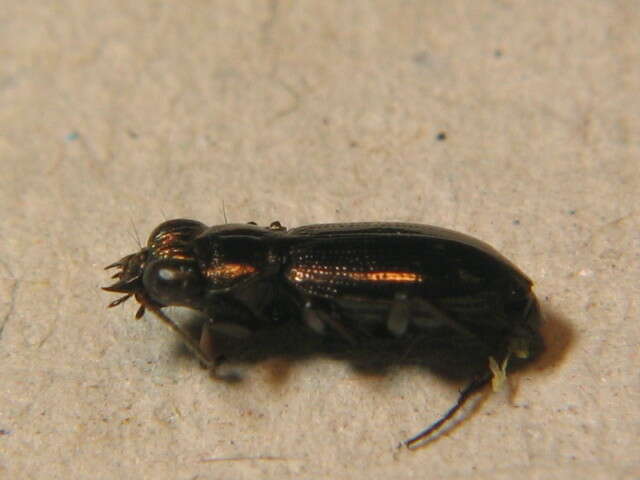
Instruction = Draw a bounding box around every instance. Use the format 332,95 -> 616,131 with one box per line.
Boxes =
494,49 -> 503,57
513,219 -> 520,225
0,429 -> 10,436
412,51 -> 430,66
436,132 -> 447,141
568,209 -> 576,215
127,130 -> 139,139
65,131 -> 79,141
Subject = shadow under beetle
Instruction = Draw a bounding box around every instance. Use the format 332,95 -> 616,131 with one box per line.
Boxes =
104,219 -> 542,448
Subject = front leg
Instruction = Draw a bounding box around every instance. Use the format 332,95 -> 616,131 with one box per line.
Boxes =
142,299 -> 220,369
198,295 -> 267,367
142,293 -> 264,371
198,325 -> 226,370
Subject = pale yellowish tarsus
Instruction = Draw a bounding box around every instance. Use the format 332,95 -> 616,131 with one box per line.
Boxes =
489,353 -> 511,392
490,334 -> 533,392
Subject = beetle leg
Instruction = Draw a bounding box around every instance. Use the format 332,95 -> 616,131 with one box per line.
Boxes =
489,354 -> 510,392
303,300 -> 356,344
142,299 -> 218,369
203,296 -> 266,334
413,299 -> 475,337
323,311 -> 357,344
303,301 -> 327,334
387,292 -> 411,337
199,324 -> 224,363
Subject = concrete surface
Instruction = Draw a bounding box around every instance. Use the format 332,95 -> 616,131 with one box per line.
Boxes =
1,1 -> 639,479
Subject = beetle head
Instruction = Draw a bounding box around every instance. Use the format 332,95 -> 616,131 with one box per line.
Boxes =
104,219 -> 207,316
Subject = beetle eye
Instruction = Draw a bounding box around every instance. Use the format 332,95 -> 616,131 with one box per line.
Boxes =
143,259 -> 203,306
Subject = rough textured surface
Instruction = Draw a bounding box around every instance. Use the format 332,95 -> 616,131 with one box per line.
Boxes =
1,1 -> 639,478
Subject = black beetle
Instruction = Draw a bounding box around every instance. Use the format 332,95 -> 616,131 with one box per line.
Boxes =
104,219 -> 542,447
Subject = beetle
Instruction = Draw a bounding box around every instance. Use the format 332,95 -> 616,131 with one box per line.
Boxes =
104,219 -> 542,448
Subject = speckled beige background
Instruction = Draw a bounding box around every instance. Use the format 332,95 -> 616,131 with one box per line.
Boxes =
1,1 -> 639,479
